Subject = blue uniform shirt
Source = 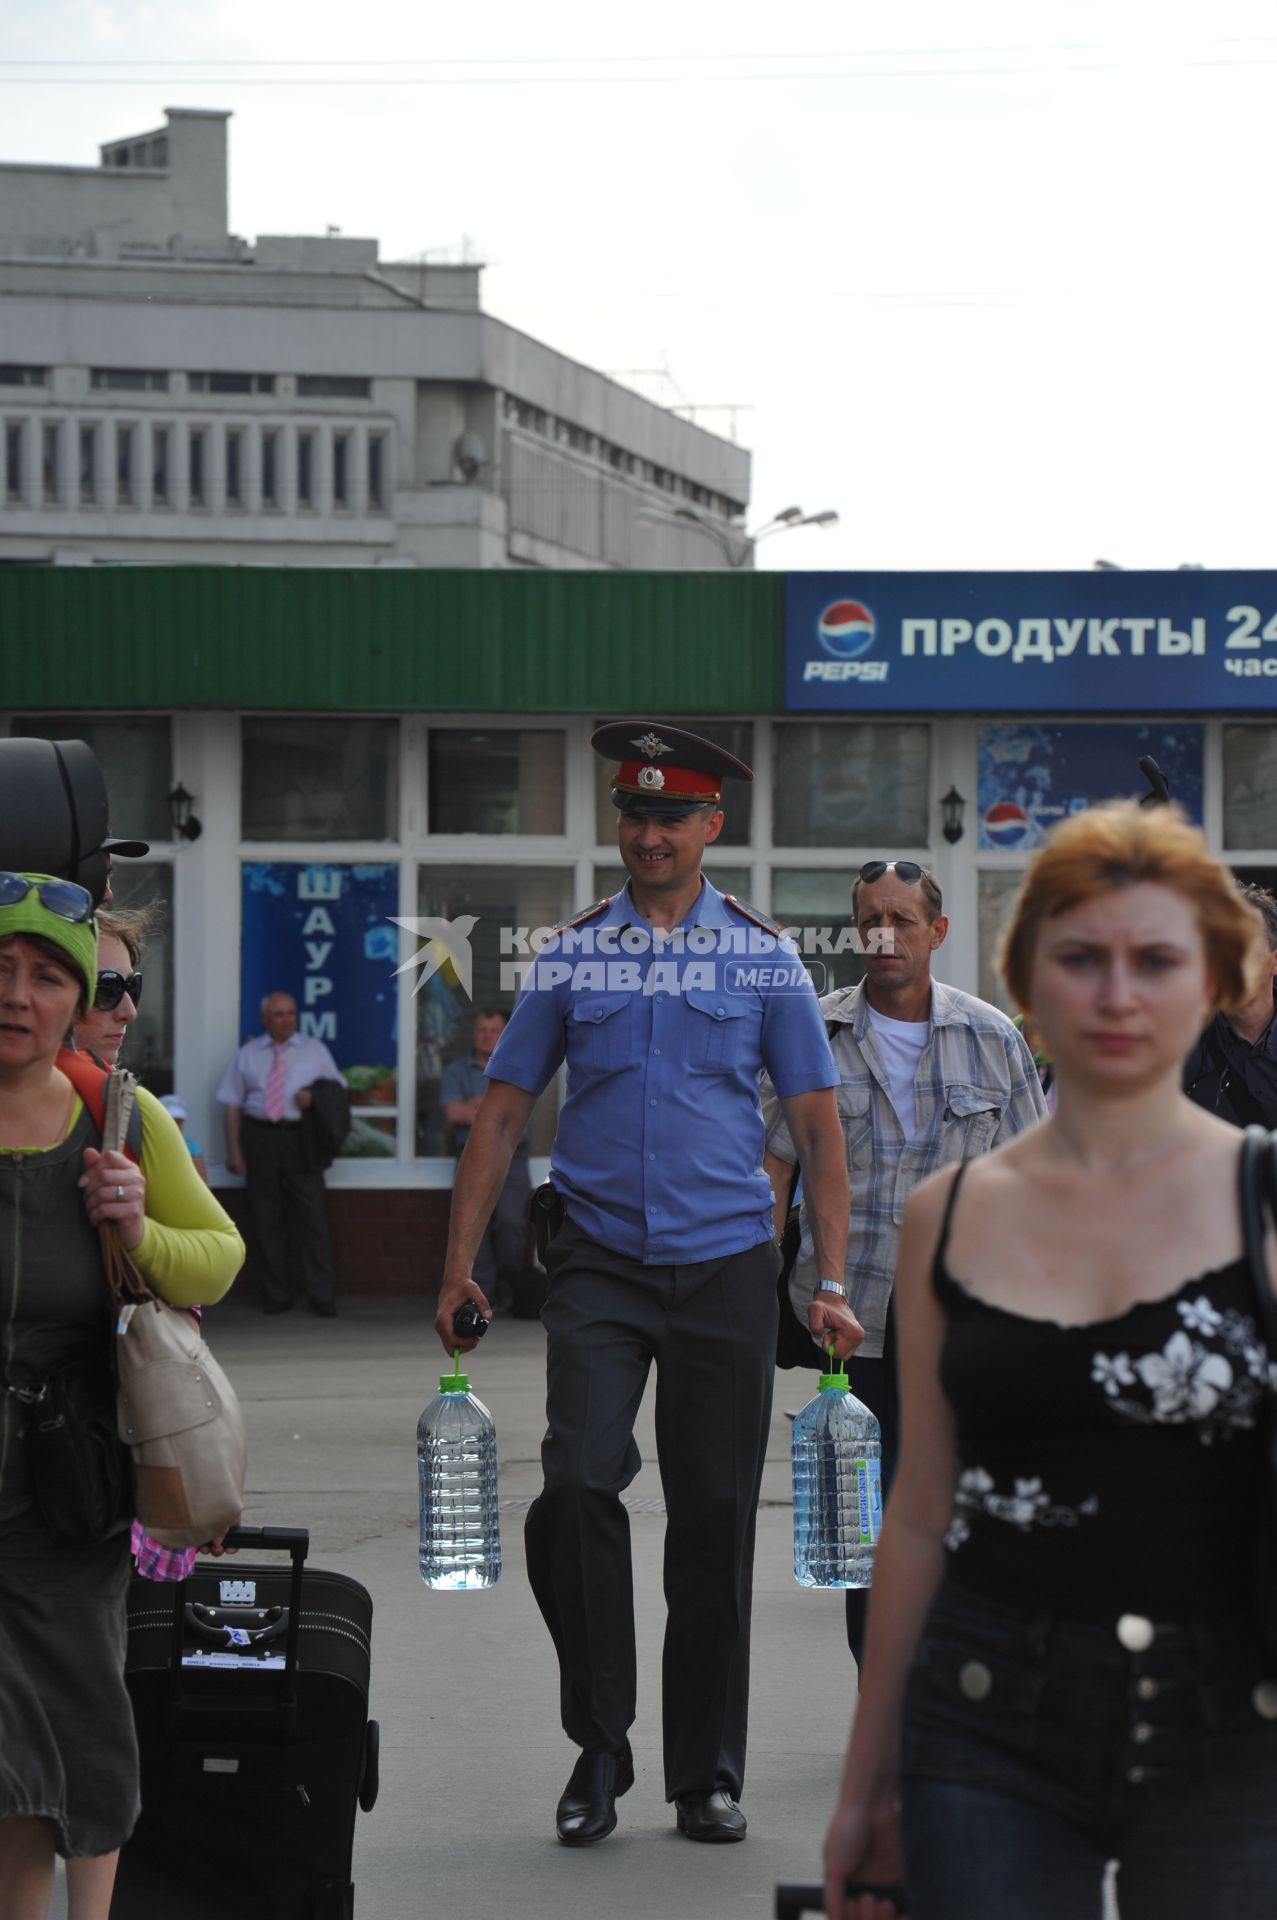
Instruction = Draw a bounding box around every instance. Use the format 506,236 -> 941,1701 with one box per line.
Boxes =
487,879 -> 837,1263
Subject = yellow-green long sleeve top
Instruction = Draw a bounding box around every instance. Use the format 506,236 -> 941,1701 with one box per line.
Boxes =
129,1086 -> 243,1304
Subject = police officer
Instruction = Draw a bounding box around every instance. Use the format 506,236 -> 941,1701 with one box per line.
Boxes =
434,722 -> 859,1849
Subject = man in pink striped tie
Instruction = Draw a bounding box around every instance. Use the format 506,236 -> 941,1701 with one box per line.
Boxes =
217,991 -> 347,1315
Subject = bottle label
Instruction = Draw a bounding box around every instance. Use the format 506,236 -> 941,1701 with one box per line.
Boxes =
855,1457 -> 882,1546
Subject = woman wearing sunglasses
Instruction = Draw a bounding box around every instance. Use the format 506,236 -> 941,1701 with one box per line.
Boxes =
74,906 -> 152,1070
0,873 -> 244,1920
824,808 -> 1277,1920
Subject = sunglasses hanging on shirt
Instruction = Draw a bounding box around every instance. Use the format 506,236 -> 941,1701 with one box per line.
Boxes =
94,969 -> 143,1012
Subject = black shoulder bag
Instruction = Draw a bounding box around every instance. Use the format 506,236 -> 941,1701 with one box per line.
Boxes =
7,1352 -> 133,1544
774,1163 -> 833,1371
1239,1127 -> 1277,1671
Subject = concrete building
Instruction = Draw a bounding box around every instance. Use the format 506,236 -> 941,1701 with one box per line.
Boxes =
0,108 -> 751,570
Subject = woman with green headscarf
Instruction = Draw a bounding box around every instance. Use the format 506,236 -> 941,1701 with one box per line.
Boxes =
0,873 -> 244,1920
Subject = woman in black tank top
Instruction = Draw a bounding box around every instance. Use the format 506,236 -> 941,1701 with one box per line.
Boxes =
823,805 -> 1277,1920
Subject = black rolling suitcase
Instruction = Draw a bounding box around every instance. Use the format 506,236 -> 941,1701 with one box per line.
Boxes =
112,1526 -> 379,1920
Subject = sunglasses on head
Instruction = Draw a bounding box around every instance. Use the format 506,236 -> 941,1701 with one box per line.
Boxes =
94,969 -> 143,1012
858,860 -> 925,886
0,872 -> 96,925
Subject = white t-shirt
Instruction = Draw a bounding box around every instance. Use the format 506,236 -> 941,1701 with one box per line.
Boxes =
866,1006 -> 931,1142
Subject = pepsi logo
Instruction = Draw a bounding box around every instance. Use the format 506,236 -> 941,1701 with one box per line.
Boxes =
817,599 -> 876,660
983,801 -> 1031,849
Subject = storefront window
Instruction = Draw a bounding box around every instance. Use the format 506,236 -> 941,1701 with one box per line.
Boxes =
772,869 -> 861,993
978,721 -> 1204,851
11,715 -> 172,843
414,864 -> 574,1157
1223,725 -> 1277,849
773,722 -> 929,848
242,719 -> 398,841
106,862 -> 174,1095
428,729 -> 565,834
239,861 -> 399,1158
592,720 -> 754,846
977,869 -> 1025,1015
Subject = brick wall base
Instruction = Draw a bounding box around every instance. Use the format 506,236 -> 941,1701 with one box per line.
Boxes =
214,1187 -> 452,1299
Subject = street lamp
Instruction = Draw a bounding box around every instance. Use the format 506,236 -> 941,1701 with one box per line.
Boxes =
642,503 -> 841,568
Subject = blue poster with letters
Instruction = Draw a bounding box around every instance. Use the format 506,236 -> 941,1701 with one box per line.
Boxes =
785,571 -> 1277,711
239,864 -> 398,1121
977,723 -> 1204,853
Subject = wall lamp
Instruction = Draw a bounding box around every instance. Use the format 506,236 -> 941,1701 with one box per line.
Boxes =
940,786 -> 966,845
167,782 -> 203,842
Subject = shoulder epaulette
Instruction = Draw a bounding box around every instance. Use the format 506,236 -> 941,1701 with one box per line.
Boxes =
549,896 -> 612,936
723,894 -> 784,936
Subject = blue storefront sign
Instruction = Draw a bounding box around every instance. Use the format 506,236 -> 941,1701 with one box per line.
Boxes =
978,723 -> 1204,852
240,863 -> 398,1111
785,571 -> 1277,712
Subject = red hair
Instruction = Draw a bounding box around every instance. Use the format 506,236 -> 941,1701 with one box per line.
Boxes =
1000,802 -> 1256,1014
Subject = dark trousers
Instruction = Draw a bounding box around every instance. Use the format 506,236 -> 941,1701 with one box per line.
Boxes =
470,1151 -> 529,1298
524,1218 -> 780,1800
844,1296 -> 900,1666
241,1119 -> 336,1309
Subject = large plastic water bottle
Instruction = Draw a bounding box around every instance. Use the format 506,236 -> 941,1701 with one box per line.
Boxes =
417,1353 -> 501,1590
792,1350 -> 882,1589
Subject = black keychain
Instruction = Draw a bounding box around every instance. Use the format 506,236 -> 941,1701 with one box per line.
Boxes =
452,1300 -> 489,1341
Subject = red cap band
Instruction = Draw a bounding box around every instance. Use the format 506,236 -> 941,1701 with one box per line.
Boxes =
614,760 -> 722,803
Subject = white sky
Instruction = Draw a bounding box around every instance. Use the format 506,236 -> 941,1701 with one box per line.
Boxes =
7,1 -> 1277,572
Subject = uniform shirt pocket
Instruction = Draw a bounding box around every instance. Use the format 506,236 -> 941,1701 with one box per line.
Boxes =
683,986 -> 750,1073
569,992 -> 632,1073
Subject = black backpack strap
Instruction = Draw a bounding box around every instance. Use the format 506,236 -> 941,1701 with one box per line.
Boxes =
1240,1128 -> 1277,1353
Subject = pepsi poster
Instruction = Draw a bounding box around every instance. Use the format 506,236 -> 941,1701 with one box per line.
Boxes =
240,863 -> 399,1142
978,724 -> 1204,853
785,571 -> 1277,711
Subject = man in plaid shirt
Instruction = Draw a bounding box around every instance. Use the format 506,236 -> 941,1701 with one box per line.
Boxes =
764,860 -> 1046,1663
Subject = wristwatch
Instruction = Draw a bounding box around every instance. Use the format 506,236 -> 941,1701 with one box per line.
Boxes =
814,1278 -> 847,1299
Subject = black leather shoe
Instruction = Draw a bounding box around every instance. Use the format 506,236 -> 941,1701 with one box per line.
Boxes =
674,1788 -> 747,1843
555,1742 -> 634,1846
308,1297 -> 338,1317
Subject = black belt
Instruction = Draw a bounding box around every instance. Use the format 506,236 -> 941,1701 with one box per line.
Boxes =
244,1115 -> 302,1129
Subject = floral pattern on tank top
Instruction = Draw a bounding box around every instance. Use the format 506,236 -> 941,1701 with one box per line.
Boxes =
945,1469 -> 1098,1552
943,1289 -> 1274,1557
1090,1292 -> 1276,1444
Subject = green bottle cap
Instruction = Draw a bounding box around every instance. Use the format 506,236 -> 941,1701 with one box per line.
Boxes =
440,1347 -> 470,1393
819,1338 -> 848,1392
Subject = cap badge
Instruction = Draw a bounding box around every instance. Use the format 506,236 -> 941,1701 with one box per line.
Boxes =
637,766 -> 666,791
632,732 -> 674,759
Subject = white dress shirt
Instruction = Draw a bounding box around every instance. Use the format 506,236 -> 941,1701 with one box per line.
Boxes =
216,1031 -> 346,1122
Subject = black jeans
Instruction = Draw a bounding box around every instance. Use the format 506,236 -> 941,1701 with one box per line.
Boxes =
899,1579 -> 1277,1919
524,1217 -> 780,1800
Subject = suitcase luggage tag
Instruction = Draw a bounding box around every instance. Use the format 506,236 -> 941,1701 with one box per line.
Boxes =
163,1525 -> 309,1732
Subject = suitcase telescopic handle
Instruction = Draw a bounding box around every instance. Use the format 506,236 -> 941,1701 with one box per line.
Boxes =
222,1524 -> 310,1559
167,1526 -> 310,1710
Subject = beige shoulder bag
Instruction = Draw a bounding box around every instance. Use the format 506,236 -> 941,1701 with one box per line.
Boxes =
102,1070 -> 246,1548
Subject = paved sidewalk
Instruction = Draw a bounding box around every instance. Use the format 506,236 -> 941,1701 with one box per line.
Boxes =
63,1299 -> 853,1920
